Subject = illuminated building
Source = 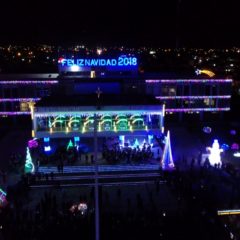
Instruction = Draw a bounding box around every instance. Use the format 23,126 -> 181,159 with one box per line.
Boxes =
33,95 -> 164,139
0,55 -> 232,121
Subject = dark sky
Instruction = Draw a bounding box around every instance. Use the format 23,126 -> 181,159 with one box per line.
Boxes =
1,0 -> 239,47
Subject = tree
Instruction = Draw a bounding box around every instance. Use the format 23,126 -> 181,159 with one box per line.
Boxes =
25,147 -> 35,173
162,131 -> 175,170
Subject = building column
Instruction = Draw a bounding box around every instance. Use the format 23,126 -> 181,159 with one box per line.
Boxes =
94,113 -> 100,240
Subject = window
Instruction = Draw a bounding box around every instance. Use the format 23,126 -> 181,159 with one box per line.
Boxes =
183,85 -> 189,95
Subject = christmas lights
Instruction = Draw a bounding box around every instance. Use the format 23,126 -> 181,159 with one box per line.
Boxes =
146,79 -> 232,83
165,107 -> 230,112
0,111 -> 30,115
156,95 -> 231,100
0,80 -> 58,84
0,98 -> 41,102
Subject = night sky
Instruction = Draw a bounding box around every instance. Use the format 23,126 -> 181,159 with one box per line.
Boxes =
1,0 -> 239,47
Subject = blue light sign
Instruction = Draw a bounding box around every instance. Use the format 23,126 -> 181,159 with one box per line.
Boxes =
59,56 -> 137,68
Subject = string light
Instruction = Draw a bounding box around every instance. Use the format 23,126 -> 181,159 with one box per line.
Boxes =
0,80 -> 58,84
146,79 -> 232,83
0,98 -> 41,102
156,95 -> 231,100
0,112 -> 30,115
165,107 -> 230,112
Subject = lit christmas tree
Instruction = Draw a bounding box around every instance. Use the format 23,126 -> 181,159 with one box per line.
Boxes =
67,139 -> 74,150
161,131 -> 175,170
25,147 -> 35,173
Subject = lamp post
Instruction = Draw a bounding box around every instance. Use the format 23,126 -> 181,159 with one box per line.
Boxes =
94,87 -> 102,240
94,113 -> 99,240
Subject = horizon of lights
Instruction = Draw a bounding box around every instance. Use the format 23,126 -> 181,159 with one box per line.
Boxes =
0,80 -> 58,84
146,79 -> 232,83
165,107 -> 230,112
156,95 -> 231,100
0,98 -> 41,102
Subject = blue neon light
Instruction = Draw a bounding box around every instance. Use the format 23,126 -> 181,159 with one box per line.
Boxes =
44,137 -> 50,143
74,136 -> 80,142
60,56 -> 137,68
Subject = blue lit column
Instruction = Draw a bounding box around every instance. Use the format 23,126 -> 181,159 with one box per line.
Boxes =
148,135 -> 154,145
94,113 -> 100,240
119,135 -> 125,147
44,137 -> 51,152
74,136 -> 80,147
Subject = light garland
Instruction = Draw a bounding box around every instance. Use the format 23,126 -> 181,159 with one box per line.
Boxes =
165,107 -> 230,112
156,95 -> 231,100
0,80 -> 58,84
146,79 -> 232,83
35,111 -> 163,117
0,111 -> 30,115
0,98 -> 41,102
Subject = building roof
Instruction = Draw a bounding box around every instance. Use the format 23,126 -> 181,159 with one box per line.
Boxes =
36,94 -> 161,107
0,73 -> 59,80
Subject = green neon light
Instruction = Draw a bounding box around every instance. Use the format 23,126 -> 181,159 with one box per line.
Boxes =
116,114 -> 127,119
51,120 -> 63,127
100,114 -> 111,120
100,119 -> 112,124
117,122 -> 129,131
132,118 -> 144,124
68,119 -> 80,127
116,119 -> 128,124
84,119 -> 94,125
67,140 -> 74,150
86,116 -> 94,120
130,114 -> 142,119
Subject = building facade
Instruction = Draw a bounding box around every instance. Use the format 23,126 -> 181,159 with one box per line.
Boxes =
0,55 -> 233,120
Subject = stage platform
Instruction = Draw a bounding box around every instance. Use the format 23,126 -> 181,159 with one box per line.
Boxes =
37,163 -> 161,175
30,163 -> 164,187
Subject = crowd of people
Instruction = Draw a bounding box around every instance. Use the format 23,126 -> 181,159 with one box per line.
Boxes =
102,142 -> 154,164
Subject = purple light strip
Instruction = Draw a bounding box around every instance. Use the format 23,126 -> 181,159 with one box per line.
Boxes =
146,79 -> 232,83
165,107 -> 230,112
156,95 -> 231,100
0,98 -> 41,102
0,112 -> 30,115
0,80 -> 58,84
